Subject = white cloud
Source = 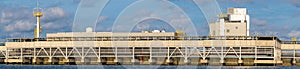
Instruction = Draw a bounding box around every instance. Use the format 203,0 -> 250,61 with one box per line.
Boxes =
38,7 -> 71,31
0,18 -> 11,23
134,24 -> 150,31
42,22 -> 68,30
0,8 -> 33,24
252,18 -> 268,26
42,7 -> 66,22
5,20 -> 34,32
80,0 -> 101,7
289,0 -> 300,8
97,16 -> 108,23
288,30 -> 300,37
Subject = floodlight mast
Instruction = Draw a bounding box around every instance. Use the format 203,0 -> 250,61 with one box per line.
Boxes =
33,0 -> 43,38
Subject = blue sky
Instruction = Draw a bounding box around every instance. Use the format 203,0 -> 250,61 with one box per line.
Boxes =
0,0 -> 300,41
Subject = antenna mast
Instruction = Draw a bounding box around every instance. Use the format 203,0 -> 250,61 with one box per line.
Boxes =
33,0 -> 43,38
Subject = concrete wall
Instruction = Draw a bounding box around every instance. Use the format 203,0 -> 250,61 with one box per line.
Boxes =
0,46 -> 6,50
46,32 -> 176,37
5,40 -> 276,48
210,22 -> 247,36
281,44 -> 300,50
225,22 -> 247,36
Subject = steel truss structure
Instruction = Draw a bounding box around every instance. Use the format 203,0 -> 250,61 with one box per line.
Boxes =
0,36 -> 284,65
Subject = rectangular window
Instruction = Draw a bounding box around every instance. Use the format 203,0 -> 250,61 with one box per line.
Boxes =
226,29 -> 230,33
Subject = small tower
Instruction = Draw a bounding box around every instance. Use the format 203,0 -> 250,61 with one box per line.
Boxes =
33,0 -> 43,38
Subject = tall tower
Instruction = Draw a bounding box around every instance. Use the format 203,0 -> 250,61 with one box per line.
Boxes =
33,0 -> 43,38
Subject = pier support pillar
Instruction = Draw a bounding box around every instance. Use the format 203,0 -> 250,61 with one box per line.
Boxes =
48,57 -> 52,63
63,57 -> 69,63
63,59 -> 69,62
238,59 -> 243,63
97,58 -> 101,63
58,58 -> 69,65
184,58 -> 188,64
32,57 -> 37,63
114,59 -> 118,62
80,58 -> 84,63
200,59 -> 208,63
220,59 -> 224,63
166,58 -> 170,63
148,59 -> 152,63
165,59 -> 170,65
4,58 -> 8,63
131,59 -> 135,63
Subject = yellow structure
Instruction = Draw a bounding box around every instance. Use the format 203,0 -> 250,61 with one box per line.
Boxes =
33,0 -> 43,38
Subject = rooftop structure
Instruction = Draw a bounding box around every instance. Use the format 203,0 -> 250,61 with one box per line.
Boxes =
210,8 -> 250,36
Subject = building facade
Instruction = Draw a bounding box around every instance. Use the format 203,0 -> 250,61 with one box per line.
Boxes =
210,8 -> 250,36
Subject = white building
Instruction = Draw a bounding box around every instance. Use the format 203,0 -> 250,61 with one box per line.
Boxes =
210,8 -> 250,36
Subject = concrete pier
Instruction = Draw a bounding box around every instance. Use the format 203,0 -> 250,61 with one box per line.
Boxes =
225,58 -> 238,66
0,36 -> 296,66
243,58 -> 254,66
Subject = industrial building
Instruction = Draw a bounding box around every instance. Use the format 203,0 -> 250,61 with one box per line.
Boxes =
209,8 -> 250,36
0,8 -> 299,66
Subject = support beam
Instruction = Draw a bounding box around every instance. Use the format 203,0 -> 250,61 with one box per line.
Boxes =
131,47 -> 135,63
167,47 -> 170,63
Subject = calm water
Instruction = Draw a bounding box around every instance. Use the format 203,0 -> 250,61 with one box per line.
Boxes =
0,64 -> 299,69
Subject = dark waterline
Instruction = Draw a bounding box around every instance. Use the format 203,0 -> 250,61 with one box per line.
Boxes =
1,64 -> 300,69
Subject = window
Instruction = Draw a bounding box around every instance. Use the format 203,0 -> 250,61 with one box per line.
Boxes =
226,29 -> 230,33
